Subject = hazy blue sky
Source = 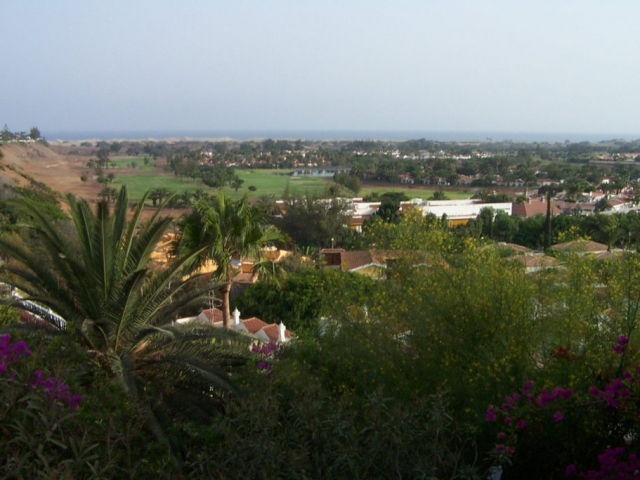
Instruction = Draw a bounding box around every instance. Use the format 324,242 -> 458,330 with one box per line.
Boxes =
1,0 -> 639,138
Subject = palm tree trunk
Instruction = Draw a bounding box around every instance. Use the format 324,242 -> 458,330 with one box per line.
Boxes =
222,283 -> 232,329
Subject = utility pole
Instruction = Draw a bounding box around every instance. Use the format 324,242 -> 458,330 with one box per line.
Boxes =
543,187 -> 553,250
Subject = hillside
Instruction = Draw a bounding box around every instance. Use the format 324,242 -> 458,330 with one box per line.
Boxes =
0,142 -> 100,198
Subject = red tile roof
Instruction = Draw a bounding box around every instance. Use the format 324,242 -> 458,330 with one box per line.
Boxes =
510,255 -> 562,268
340,250 -> 376,270
201,308 -> 223,323
512,199 -> 562,217
242,317 -> 268,334
261,324 -> 292,342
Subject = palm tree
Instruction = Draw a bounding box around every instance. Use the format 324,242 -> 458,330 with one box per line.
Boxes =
149,187 -> 173,207
0,186 -> 250,437
172,192 -> 285,329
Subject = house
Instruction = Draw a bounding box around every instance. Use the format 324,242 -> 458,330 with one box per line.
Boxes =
508,254 -> 563,274
512,198 -> 562,218
481,242 -> 534,256
398,173 -> 415,184
594,250 -> 624,261
607,196 -> 634,212
457,174 -> 474,186
320,249 -> 446,279
182,307 -> 293,343
551,240 -> 608,255
414,199 -> 512,226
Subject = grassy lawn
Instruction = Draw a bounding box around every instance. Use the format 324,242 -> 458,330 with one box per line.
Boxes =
235,169 -> 328,197
112,173 -> 206,199
110,156 -> 156,171
113,169 -> 331,200
112,168 -> 472,201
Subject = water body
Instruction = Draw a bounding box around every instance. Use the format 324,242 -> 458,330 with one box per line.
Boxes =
46,129 -> 640,143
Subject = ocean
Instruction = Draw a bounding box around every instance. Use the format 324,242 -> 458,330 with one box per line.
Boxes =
44,129 -> 640,143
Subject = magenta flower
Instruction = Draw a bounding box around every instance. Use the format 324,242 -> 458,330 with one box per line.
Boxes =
612,336 -> 629,354
486,406 -> 497,422
553,411 -> 564,422
516,418 -> 527,429
617,335 -> 630,346
69,394 -> 83,409
538,388 -> 553,407
565,464 -> 577,477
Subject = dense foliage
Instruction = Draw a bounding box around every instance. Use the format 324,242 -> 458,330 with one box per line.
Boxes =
457,208 -> 640,251
3,182 -> 640,478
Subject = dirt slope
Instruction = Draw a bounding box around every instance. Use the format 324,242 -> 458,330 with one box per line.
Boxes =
0,143 -> 100,198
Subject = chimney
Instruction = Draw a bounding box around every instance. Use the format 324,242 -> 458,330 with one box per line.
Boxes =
278,322 -> 286,343
528,197 -> 531,204
232,308 -> 241,327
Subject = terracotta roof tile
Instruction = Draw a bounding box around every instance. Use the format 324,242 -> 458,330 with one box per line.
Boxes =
594,250 -> 623,260
510,255 -> 562,268
512,199 -> 562,217
340,250 -> 375,270
260,324 -> 293,341
551,240 -> 608,253
242,317 -> 268,334
482,242 -> 533,256
201,308 -> 223,324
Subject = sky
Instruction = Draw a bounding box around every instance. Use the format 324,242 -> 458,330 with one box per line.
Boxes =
1,0 -> 639,139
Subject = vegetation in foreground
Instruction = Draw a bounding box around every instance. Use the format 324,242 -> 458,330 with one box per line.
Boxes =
1,185 -> 640,478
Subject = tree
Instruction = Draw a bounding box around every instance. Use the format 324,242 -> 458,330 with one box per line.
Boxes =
595,197 -> 612,213
493,210 -> 520,242
98,186 -> 118,202
333,172 -> 362,194
277,194 -> 351,248
0,186 -> 250,445
231,177 -> 244,192
109,142 -> 122,154
96,147 -> 110,168
477,207 -> 495,238
1,125 -> 12,142
172,193 -> 284,329
149,187 -> 172,207
429,190 -> 449,201
539,185 -> 559,250
236,268 -> 378,334
372,192 -> 409,224
29,127 -> 41,141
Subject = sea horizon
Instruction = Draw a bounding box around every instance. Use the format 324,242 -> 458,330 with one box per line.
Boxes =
44,129 -> 640,143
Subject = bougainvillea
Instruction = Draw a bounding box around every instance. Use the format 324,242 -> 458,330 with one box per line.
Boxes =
487,336 -> 640,477
1,333 -> 81,410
